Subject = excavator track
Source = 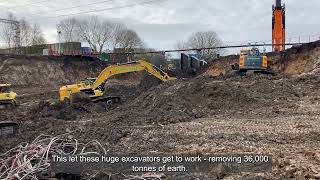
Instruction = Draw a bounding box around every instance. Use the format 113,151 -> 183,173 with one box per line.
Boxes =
0,100 -> 17,110
0,121 -> 18,136
91,96 -> 121,104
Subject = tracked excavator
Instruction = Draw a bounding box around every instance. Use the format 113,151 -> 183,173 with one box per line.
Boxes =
0,84 -> 17,109
60,60 -> 176,103
231,48 -> 273,76
0,84 -> 18,137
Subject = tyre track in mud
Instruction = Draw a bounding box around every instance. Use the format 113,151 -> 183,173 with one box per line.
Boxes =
151,115 -> 320,135
133,115 -> 320,152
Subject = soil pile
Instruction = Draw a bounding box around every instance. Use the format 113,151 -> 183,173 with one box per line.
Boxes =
17,73 -> 308,125
204,41 -> 320,77
0,55 -> 109,86
271,41 -> 320,75
203,55 -> 238,76
106,75 -> 301,125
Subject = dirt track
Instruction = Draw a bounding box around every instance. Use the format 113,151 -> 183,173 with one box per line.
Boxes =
1,42 -> 320,179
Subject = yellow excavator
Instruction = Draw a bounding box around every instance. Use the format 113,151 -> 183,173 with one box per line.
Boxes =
0,84 -> 17,109
59,60 -> 176,103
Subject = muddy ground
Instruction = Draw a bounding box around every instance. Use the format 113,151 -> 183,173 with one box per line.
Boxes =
1,43 -> 320,179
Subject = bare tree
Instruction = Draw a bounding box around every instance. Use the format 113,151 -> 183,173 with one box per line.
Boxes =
0,12 -> 46,51
56,16 -> 144,53
19,18 -> 32,47
20,20 -> 46,46
0,12 -> 17,48
57,18 -> 79,42
110,23 -> 127,50
175,40 -> 188,50
176,31 -> 222,62
17,19 -> 46,54
116,29 -> 143,51
76,16 -> 114,53
31,23 -> 46,45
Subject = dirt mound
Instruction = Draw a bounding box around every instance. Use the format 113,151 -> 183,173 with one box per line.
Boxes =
23,74 -> 305,125
202,55 -> 238,76
105,75 -> 300,125
272,44 -> 320,76
10,73 -> 300,126
0,55 -> 108,86
204,41 -> 320,77
29,99 -> 114,120
137,73 -> 162,92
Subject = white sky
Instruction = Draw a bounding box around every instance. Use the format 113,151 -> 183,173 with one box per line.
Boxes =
0,0 -> 319,53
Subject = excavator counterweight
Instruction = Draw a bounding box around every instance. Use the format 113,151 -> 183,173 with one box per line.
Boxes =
231,48 -> 274,76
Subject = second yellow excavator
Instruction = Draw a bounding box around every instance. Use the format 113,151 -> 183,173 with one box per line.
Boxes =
60,60 -> 176,103
0,84 -> 17,109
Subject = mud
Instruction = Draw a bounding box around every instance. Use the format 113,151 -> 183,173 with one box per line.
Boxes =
1,42 -> 320,179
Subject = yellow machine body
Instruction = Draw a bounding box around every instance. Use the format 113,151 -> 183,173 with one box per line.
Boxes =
0,84 -> 17,106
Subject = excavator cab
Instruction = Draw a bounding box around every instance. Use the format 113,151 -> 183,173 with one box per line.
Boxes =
0,84 -> 17,109
240,49 -> 251,56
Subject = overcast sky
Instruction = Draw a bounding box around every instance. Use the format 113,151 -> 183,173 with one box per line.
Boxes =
0,0 -> 319,53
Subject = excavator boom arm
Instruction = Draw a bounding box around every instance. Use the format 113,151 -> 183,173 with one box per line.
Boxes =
92,60 -> 175,90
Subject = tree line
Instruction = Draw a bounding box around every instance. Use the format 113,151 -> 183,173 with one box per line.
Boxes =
0,13 -> 223,62
57,16 -> 143,53
0,13 -> 46,49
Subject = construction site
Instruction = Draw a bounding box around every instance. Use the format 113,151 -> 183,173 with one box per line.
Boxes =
1,0 -> 320,179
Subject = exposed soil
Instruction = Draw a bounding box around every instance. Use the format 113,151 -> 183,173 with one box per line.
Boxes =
204,40 -> 320,77
1,42 -> 320,179
0,55 -> 111,87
